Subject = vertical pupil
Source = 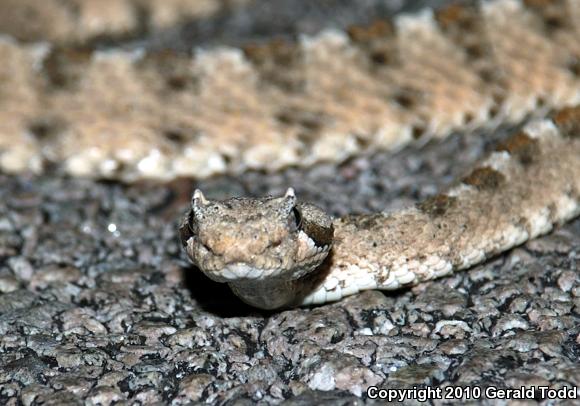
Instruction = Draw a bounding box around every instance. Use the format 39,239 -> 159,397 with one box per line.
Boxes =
188,210 -> 195,229
290,207 -> 302,230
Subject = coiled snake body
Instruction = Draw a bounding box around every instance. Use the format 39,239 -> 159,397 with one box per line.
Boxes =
181,113 -> 580,309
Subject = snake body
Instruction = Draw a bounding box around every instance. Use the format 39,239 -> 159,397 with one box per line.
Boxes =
181,111 -> 580,309
1,0 -> 580,309
1,0 -> 579,180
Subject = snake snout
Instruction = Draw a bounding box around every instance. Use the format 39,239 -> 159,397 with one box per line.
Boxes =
204,229 -> 279,263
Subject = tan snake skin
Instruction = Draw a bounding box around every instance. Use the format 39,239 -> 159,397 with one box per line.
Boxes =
0,0 -> 252,43
302,112 -> 580,306
1,0 -> 579,180
1,0 -> 579,309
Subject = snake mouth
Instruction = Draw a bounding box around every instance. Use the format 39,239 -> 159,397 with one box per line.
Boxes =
185,225 -> 332,283
195,237 -> 332,283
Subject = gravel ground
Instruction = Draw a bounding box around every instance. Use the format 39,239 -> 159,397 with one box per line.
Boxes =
0,127 -> 579,405
1,0 -> 579,404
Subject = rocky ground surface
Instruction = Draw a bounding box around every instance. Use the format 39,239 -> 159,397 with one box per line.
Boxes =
0,126 -> 579,405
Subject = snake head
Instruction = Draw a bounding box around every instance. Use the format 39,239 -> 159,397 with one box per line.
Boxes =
180,188 -> 333,283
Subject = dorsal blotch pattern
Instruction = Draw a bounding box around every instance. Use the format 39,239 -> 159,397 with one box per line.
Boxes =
553,106 -> 580,137
496,132 -> 541,165
417,194 -> 457,217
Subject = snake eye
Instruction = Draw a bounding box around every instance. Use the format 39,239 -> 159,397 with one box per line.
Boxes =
288,207 -> 302,232
187,210 -> 194,228
179,210 -> 195,247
